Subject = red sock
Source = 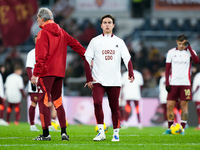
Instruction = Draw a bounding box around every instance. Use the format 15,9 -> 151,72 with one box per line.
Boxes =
29,106 -> 36,125
181,120 -> 187,129
195,102 -> 200,125
168,120 -> 173,129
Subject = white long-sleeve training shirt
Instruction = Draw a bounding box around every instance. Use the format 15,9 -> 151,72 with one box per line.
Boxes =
85,34 -> 131,86
166,47 -> 197,86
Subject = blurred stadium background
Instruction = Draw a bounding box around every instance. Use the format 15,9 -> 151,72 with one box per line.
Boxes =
0,0 -> 200,127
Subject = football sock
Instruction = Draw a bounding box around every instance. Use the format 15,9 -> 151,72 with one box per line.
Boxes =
29,106 -> 36,125
195,102 -> 200,125
61,128 -> 66,135
113,128 -> 119,136
168,120 -> 173,129
43,128 -> 49,137
98,124 -> 104,134
181,120 -> 187,129
6,107 -> 12,123
15,106 -> 20,122
135,103 -> 140,123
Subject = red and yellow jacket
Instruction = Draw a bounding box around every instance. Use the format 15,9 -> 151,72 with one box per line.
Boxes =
33,20 -> 86,78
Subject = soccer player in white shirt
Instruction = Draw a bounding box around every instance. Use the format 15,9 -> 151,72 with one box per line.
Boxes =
164,34 -> 199,134
192,72 -> 200,130
121,68 -> 143,129
84,14 -> 134,142
26,35 -> 40,131
5,65 -> 26,125
158,68 -> 168,126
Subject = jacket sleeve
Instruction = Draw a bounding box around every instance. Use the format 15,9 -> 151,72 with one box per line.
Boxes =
188,45 -> 199,64
128,60 -> 134,78
84,57 -> 93,82
65,32 -> 86,60
26,67 -> 32,80
165,63 -> 171,86
33,30 -> 49,77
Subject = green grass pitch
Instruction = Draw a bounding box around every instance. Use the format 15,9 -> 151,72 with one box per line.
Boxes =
0,123 -> 200,150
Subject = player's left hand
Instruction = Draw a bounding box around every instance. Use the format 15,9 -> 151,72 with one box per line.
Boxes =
31,75 -> 38,85
128,76 -> 134,83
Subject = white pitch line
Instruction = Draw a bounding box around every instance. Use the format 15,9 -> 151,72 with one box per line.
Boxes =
1,143 -> 200,147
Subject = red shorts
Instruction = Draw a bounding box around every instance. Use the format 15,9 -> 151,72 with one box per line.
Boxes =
167,85 -> 192,101
30,93 -> 41,103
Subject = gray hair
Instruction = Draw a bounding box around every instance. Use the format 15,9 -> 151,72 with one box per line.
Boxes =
37,7 -> 54,22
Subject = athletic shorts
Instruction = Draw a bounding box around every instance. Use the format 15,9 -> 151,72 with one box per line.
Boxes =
167,85 -> 192,101
30,93 -> 41,103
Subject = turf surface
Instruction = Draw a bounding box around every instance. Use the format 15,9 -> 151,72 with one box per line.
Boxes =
0,122 -> 200,150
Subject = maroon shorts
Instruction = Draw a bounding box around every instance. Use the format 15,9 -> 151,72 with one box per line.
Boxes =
167,85 -> 192,101
30,93 -> 42,103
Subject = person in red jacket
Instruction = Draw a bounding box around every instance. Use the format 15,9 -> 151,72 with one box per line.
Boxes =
31,7 -> 87,141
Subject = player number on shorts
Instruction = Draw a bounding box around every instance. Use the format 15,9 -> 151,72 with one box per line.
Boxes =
184,89 -> 190,97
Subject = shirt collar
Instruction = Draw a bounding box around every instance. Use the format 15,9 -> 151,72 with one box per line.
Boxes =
102,33 -> 114,37
176,47 -> 187,51
39,20 -> 54,28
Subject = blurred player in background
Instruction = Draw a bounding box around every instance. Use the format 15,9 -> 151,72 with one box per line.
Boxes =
164,34 -> 199,135
121,65 -> 143,129
31,7 -> 88,141
192,70 -> 200,130
5,65 -> 26,125
84,14 -> 134,142
0,72 -> 8,126
26,35 -> 40,131
158,68 -> 168,126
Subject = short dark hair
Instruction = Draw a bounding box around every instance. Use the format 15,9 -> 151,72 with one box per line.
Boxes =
14,64 -> 23,71
101,14 -> 115,24
176,34 -> 187,41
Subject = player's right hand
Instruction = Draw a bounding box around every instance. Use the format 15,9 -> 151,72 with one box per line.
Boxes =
165,85 -> 171,93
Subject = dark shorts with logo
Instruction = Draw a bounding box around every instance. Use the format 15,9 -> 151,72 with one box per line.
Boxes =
167,85 -> 192,101
30,93 -> 40,103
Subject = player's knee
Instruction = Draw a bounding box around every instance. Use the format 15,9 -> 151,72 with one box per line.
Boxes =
167,104 -> 174,111
0,104 -> 4,110
31,102 -> 37,107
7,107 -> 11,113
15,107 -> 20,113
